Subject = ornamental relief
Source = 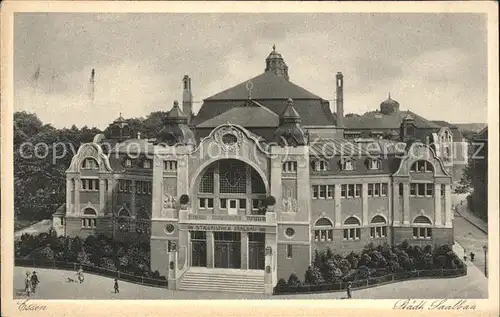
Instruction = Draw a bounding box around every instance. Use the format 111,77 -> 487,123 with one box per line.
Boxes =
213,127 -> 244,153
163,182 -> 177,209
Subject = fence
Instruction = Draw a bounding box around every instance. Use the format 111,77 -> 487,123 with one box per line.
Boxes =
15,258 -> 168,288
273,267 -> 467,295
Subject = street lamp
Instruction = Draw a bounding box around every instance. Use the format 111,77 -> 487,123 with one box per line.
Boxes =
482,245 -> 488,277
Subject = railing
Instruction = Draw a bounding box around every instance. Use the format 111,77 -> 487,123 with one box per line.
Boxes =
15,258 -> 168,288
186,213 -> 268,222
273,267 -> 467,295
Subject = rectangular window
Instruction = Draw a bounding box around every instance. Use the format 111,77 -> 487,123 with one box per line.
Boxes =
147,182 -> 152,195
441,184 -> 446,196
252,199 -> 262,210
312,185 -> 319,199
199,198 -> 206,208
319,185 -> 326,199
314,230 -> 320,241
347,184 -> 354,198
164,160 -> 177,172
143,160 -> 151,169
343,228 -> 360,240
327,185 -> 334,199
368,184 -> 373,197
374,183 -> 381,196
410,183 -> 417,196
370,226 -> 387,238
426,184 -> 434,197
399,184 -> 404,196
413,227 -> 432,239
341,185 -> 347,198
207,198 -> 214,209
418,183 -> 426,196
282,161 -> 297,173
381,183 -> 388,196
239,199 -> 246,209
355,184 -> 361,197
369,159 -> 380,170
128,180 -> 133,193
286,245 -> 293,258
220,199 -> 227,209
342,159 -> 354,171
318,161 -> 328,171
125,159 -> 132,168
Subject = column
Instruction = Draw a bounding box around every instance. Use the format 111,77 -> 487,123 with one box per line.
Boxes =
403,183 -> 410,225
270,155 -> 282,212
388,181 -> 393,224
241,232 -> 249,269
152,156 -> 163,219
214,164 -> 220,212
206,231 -> 214,268
334,185 -> 342,227
362,183 -> 368,225
392,183 -> 400,225
99,179 -> 106,215
444,184 -> 453,227
131,180 -> 136,216
245,165 -> 252,215
74,179 -> 80,215
434,184 -> 442,226
107,179 -> 113,215
66,178 -> 72,214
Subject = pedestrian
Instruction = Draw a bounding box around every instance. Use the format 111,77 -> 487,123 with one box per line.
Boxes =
470,252 -> 475,262
30,271 -> 40,294
76,266 -> 84,283
114,278 -> 119,293
346,281 -> 352,299
24,271 -> 32,296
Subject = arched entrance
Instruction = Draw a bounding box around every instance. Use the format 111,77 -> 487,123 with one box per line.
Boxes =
191,159 -> 268,269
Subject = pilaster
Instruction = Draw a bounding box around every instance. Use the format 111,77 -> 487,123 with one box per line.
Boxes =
362,183 -> 368,225
403,183 -> 410,225
99,179 -> 106,216
241,232 -> 249,269
334,185 -> 341,227
444,184 -> 453,227
392,182 -> 400,225
434,184 -> 442,226
207,231 -> 214,268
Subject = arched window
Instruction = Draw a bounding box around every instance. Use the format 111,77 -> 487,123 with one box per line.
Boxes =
343,217 -> 360,240
412,215 -> 432,239
82,158 -> 99,169
370,215 -> 387,239
118,208 -> 130,218
410,160 -> 434,172
81,208 -> 97,229
314,217 -> 333,242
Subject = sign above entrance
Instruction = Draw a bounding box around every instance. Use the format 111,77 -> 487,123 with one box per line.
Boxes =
187,224 -> 266,233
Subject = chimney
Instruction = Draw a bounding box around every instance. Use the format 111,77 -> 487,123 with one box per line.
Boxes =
182,75 -> 193,123
335,72 -> 344,128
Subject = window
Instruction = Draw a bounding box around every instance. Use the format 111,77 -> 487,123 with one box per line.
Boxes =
342,184 -> 361,198
441,184 -> 445,196
81,218 -> 97,228
413,227 -> 432,239
207,198 -> 214,209
399,183 -> 404,196
222,133 -> 238,145
125,158 -> 132,168
368,184 -> 373,196
312,185 -> 334,200
370,215 -> 387,238
314,218 -> 333,242
82,158 -> 98,169
252,199 -> 263,210
286,245 -> 293,258
285,228 -> 295,238
143,160 -> 152,169
81,179 -> 100,191
410,183 -> 434,197
199,167 -> 214,193
239,199 -> 246,209
374,183 -> 381,196
311,160 -> 328,171
343,217 -> 361,240
341,158 -> 354,171
164,160 -> 177,172
220,199 -> 227,209
410,160 -> 434,172
198,198 -> 214,209
282,161 -> 297,173
369,159 -> 380,170
368,183 -> 388,197
381,183 -> 388,196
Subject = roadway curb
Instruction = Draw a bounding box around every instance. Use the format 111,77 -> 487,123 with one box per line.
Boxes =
455,207 -> 488,234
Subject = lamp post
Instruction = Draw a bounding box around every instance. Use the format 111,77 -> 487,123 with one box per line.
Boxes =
482,245 -> 488,277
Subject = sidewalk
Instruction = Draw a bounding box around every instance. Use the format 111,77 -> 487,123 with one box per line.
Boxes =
455,203 -> 488,234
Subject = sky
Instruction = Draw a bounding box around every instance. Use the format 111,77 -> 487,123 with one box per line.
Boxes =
14,13 -> 488,129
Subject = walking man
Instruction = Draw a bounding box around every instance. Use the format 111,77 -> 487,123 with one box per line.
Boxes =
346,281 -> 352,299
470,252 -> 475,262
114,278 -> 119,294
76,266 -> 84,283
24,271 -> 32,296
30,271 -> 40,294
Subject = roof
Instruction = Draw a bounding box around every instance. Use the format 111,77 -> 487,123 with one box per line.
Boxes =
309,138 -> 406,157
196,100 -> 279,128
53,204 -> 66,216
205,71 -> 322,101
476,126 -> 488,140
111,138 -> 156,154
343,110 -> 441,130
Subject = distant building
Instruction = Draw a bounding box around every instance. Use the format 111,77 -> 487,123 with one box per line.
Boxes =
469,127 -> 488,220
56,47 -> 454,294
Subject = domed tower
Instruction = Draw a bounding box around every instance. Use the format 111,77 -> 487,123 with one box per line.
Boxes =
158,101 -> 196,146
107,114 -> 132,142
380,93 -> 400,115
273,98 -> 308,146
265,45 -> 289,81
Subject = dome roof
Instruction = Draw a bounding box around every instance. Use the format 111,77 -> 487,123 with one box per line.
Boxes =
274,98 -> 307,146
380,93 -> 400,107
266,45 -> 283,60
166,100 -> 188,124
380,93 -> 400,115
279,98 -> 301,124
159,101 -> 195,146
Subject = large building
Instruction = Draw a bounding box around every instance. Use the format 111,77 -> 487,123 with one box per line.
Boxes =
54,47 -> 455,294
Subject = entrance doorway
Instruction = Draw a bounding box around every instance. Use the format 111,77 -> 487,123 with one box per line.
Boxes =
214,232 -> 241,269
248,232 -> 265,270
190,231 -> 207,267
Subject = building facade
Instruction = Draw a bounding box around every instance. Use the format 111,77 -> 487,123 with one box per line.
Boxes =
55,47 -> 454,294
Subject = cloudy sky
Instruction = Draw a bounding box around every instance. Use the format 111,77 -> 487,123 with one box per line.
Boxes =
14,13 -> 487,129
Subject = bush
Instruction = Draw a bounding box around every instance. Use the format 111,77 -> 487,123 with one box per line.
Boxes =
264,196 -> 276,207
274,278 -> 288,293
287,273 -> 301,287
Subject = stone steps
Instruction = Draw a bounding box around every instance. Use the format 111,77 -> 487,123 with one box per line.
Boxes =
179,268 -> 265,294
